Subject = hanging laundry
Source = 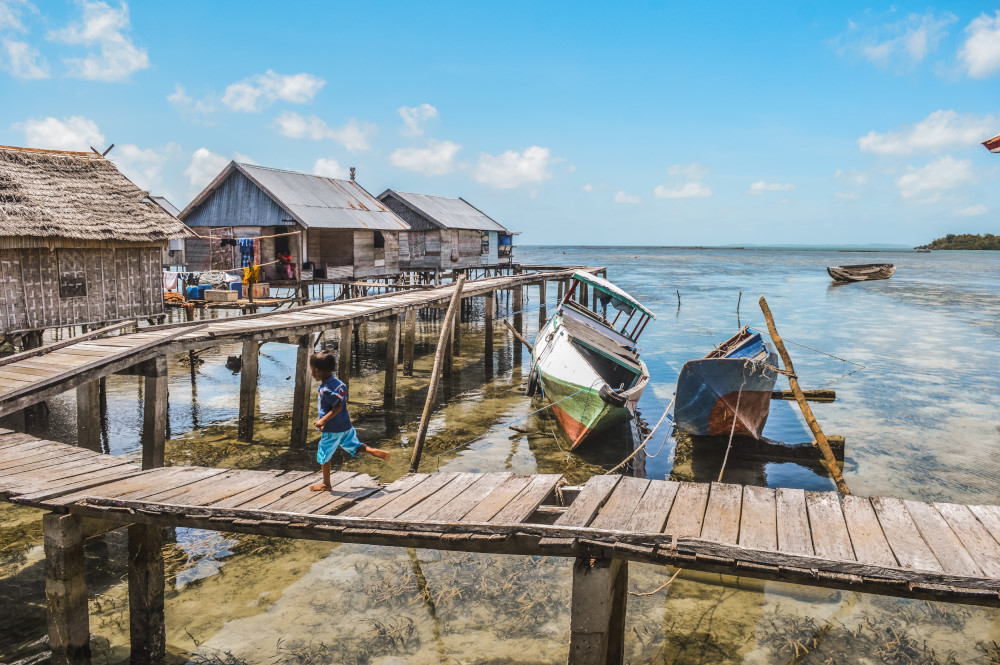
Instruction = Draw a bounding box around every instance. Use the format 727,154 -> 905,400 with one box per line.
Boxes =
162,271 -> 179,290
252,237 -> 261,267
238,238 -> 254,267
220,238 -> 237,247
243,265 -> 260,285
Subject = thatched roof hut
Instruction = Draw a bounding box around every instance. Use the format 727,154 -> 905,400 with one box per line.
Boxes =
0,145 -> 190,334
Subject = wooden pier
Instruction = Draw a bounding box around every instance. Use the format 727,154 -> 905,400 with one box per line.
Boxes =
3,430 -> 1000,665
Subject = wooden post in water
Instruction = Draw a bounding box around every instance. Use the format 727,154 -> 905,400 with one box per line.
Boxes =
443,310 -> 454,377
568,557 -> 628,665
484,290 -> 495,372
513,284 -> 524,366
141,356 -> 168,469
237,341 -> 258,443
384,314 -> 400,406
538,280 -> 547,328
557,280 -> 564,301
128,523 -> 165,665
759,296 -> 850,495
76,380 -> 101,452
452,301 -> 462,357
338,323 -> 353,387
44,513 -> 91,665
290,335 -> 312,448
403,308 -> 417,376
409,276 -> 466,473
22,329 -> 46,434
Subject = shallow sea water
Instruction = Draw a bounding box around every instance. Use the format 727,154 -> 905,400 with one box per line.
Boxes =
2,247 -> 1000,663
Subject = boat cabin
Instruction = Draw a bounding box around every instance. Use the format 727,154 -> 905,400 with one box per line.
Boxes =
561,271 -> 655,344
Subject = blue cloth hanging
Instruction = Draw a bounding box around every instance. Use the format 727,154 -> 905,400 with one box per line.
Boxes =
238,238 -> 253,267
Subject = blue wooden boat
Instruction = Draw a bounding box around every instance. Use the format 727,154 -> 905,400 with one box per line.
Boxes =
673,327 -> 779,439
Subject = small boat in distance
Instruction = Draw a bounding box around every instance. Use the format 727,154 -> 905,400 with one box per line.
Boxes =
827,263 -> 895,282
673,327 -> 779,440
530,271 -> 654,449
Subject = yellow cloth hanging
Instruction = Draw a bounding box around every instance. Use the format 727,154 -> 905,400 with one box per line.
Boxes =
243,265 -> 260,285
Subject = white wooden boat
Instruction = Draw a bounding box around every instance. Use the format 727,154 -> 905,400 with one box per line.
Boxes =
529,271 -> 654,449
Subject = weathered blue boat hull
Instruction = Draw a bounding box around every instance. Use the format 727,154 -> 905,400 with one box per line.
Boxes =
673,349 -> 779,439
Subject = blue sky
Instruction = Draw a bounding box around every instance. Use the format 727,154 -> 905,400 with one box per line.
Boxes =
1,1 -> 998,245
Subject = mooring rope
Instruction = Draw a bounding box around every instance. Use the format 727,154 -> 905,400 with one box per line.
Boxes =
605,395 -> 676,475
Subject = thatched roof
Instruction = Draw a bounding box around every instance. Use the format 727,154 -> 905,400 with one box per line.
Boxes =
0,145 -> 192,242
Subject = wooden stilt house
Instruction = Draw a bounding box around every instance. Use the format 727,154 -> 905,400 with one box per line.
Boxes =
180,163 -> 409,280
0,145 -> 191,336
377,190 -> 516,270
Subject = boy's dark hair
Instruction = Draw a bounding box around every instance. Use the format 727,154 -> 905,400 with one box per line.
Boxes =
309,351 -> 336,374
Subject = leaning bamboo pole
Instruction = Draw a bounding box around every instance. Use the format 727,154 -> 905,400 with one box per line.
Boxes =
759,296 -> 850,495
409,276 -> 466,473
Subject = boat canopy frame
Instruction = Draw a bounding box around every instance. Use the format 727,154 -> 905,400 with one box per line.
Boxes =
561,271 -> 655,343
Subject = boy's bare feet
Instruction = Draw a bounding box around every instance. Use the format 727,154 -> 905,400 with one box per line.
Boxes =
310,482 -> 332,491
369,448 -> 390,461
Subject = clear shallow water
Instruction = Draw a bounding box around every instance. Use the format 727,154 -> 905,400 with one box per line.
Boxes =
2,247 -> 1000,663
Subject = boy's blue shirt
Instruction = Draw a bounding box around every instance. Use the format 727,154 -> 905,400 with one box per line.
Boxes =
317,375 -> 352,433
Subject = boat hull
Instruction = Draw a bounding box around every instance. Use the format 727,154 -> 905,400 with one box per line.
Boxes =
827,264 -> 895,282
673,353 -> 779,439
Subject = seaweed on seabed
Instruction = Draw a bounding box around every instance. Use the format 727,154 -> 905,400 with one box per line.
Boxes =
269,619 -> 420,665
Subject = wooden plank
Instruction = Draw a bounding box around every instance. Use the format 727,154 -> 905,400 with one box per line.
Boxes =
805,491 -> 855,562
904,500 -> 981,577
699,482 -> 743,545
663,482 -> 710,537
367,473 -> 460,519
5,458 -> 137,494
626,479 -> 679,533
110,467 -> 229,502
490,474 -> 562,523
11,466 -> 148,504
590,477 -> 650,530
125,469 -> 260,505
298,475 -> 383,516
554,475 -> 621,527
428,472 -> 512,521
211,471 -> 313,509
933,502 -> 1000,578
870,496 -> 943,572
841,495 -> 896,568
257,473 -> 354,512
0,448 -> 98,474
462,475 -> 535,522
968,504 -> 1000,549
739,485 -> 777,551
397,472 -> 480,521
41,466 -> 204,507
340,474 -> 428,517
0,451 -> 125,481
165,470 -> 285,508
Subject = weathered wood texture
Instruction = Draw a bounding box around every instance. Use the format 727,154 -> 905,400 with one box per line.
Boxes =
569,557 -> 628,665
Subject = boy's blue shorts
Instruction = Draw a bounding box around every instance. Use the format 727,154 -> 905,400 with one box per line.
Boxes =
317,428 -> 364,464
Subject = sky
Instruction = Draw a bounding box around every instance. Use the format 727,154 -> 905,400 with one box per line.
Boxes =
0,1 -> 998,246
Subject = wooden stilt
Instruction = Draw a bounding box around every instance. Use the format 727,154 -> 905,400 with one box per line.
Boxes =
141,357 -> 168,469
558,280 -> 564,301
538,280 -> 547,327
22,329 -> 46,433
128,523 -> 165,665
568,558 -> 628,665
452,300 -> 462,356
237,340 -> 258,443
513,284 -> 524,366
76,380 -> 101,452
443,314 -> 454,377
290,335 -> 312,448
403,308 -> 416,376
44,513 -> 91,665
484,291 -> 495,372
338,323 -> 353,387
384,314 -> 400,406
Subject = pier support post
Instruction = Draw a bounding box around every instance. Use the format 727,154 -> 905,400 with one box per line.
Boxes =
443,313 -> 454,377
557,280 -> 564,302
22,329 -> 47,434
290,335 -> 312,448
384,314 -> 400,406
44,513 -> 91,665
237,340 -> 258,443
128,523 -> 165,665
403,309 -> 416,376
76,381 -> 101,452
538,280 -> 547,328
569,558 -> 628,665
513,284 -> 524,366
141,357 -> 168,469
338,323 -> 353,387
484,291 -> 495,372
453,300 -> 462,356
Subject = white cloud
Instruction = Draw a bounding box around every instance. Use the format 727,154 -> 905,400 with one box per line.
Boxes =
16,115 -> 104,150
748,180 -> 794,194
109,143 -> 174,191
184,147 -> 230,190
959,12 -> 1000,78
232,151 -> 255,165
835,168 -> 868,186
954,203 -> 988,217
614,190 -> 640,204
654,182 -> 712,199
834,11 -> 956,69
274,111 -> 375,153
221,70 -> 325,112
1,37 -> 48,77
0,0 -> 36,32
895,155 -> 973,202
835,192 -> 860,199
398,103 -> 438,137
473,146 -> 553,188
582,183 -> 594,192
48,1 -> 149,81
313,158 -> 347,179
858,110 -> 998,156
389,139 -> 461,176
667,162 -> 709,179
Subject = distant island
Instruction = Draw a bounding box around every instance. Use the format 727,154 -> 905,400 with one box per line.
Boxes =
916,233 -> 1000,250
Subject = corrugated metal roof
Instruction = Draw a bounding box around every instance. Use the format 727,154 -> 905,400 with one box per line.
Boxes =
379,190 -> 508,232
150,196 -> 180,218
239,164 -> 409,230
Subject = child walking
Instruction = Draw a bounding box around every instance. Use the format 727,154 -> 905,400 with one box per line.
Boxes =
309,351 -> 389,491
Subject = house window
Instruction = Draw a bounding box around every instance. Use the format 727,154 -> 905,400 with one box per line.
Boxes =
57,250 -> 87,298
481,232 -> 490,255
374,232 -> 385,249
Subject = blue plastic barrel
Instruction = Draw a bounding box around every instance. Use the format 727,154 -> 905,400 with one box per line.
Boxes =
185,286 -> 200,300
229,281 -> 242,291
198,284 -> 211,299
